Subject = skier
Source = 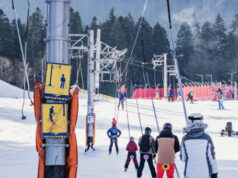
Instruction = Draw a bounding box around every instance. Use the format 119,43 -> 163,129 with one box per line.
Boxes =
217,88 -> 224,109
124,137 -> 139,172
107,123 -> 121,154
186,90 -> 194,103
181,113 -> 218,178
137,127 -> 157,178
168,88 -> 174,102
118,91 -> 125,110
60,74 -> 66,88
154,123 -> 180,178
177,88 -> 181,101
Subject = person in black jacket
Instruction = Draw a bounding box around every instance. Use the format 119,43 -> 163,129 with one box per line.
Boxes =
154,123 -> 180,178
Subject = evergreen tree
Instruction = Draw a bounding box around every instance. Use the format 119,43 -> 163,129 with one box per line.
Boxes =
0,9 -> 12,58
175,22 -> 194,78
227,14 -> 238,77
27,7 -> 45,82
70,7 -> 83,34
152,22 -> 170,55
199,21 -> 216,75
213,14 -> 228,80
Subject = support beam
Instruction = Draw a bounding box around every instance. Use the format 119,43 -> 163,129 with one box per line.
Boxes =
45,0 -> 70,177
95,29 -> 101,98
163,53 -> 168,98
86,30 -> 95,150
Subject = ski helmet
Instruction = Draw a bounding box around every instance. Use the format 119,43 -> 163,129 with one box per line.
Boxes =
163,123 -> 172,131
145,127 -> 152,134
130,137 -> 134,141
188,113 -> 204,124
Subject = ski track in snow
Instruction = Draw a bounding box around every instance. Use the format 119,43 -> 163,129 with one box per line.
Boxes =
0,96 -> 238,178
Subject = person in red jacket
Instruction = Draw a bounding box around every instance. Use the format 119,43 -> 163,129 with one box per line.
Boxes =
124,137 -> 139,171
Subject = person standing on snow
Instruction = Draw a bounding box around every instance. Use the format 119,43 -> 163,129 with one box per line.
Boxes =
217,88 -> 224,109
168,88 -> 174,102
181,113 -> 218,178
107,123 -> 121,154
154,123 -> 180,178
137,127 -> 157,178
124,137 -> 139,172
118,91 -> 125,110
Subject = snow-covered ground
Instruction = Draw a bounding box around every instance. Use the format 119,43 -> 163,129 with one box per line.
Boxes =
0,88 -> 238,177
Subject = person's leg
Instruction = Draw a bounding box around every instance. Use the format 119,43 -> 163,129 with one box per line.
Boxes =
156,164 -> 164,178
166,164 -> 175,178
118,100 -> 121,109
109,139 -> 113,154
132,153 -> 138,169
137,154 -> 145,178
147,154 -> 156,177
115,139 -> 119,154
122,100 -> 124,110
125,153 -> 131,170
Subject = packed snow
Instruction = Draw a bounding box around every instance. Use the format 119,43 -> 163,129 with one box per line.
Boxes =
0,84 -> 238,178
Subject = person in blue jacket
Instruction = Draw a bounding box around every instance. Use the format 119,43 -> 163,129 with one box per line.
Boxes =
168,88 -> 174,102
118,91 -> 125,110
107,123 -> 121,154
217,88 -> 224,109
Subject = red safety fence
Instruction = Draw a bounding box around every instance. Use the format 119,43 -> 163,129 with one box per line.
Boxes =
132,84 -> 238,101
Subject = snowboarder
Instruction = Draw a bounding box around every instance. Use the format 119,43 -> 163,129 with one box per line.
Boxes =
137,127 -> 157,178
107,123 -> 121,154
181,113 -> 218,178
154,123 -> 180,178
217,88 -> 224,109
118,91 -> 125,110
168,88 -> 174,102
60,74 -> 66,88
124,137 -> 139,172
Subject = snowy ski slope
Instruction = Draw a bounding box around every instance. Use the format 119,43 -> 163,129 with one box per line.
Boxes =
0,83 -> 238,177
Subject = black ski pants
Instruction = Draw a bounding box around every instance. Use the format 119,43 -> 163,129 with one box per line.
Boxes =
137,153 -> 156,178
109,138 -> 119,153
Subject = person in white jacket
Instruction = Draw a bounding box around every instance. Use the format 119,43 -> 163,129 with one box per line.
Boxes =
180,113 -> 218,178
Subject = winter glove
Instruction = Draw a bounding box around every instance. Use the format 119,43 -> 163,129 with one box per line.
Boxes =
211,173 -> 217,178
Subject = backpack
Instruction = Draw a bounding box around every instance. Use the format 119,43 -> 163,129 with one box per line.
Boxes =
139,135 -> 151,152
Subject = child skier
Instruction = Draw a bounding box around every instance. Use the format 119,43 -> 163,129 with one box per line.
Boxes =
124,137 -> 139,171
217,88 -> 224,109
107,123 -> 121,154
186,90 -> 194,103
154,123 -> 180,178
181,113 -> 218,178
168,88 -> 174,102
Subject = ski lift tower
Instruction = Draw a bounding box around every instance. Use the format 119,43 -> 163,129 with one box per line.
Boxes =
45,0 -> 70,177
152,53 -> 168,98
95,29 -> 127,98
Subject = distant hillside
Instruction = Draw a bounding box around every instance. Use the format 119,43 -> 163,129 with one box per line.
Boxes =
1,0 -> 238,30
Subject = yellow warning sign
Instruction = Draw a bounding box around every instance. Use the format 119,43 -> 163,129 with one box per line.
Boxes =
42,103 -> 68,138
44,63 -> 72,101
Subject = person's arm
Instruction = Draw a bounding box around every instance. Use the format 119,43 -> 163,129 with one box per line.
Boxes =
107,129 -> 110,138
151,137 -> 156,155
207,136 -> 218,176
117,129 -> 121,137
154,136 -> 159,153
174,135 -> 180,153
180,137 -> 186,162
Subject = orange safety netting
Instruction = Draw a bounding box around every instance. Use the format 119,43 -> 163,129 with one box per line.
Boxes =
66,88 -> 79,178
34,82 -> 45,178
34,83 -> 79,178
